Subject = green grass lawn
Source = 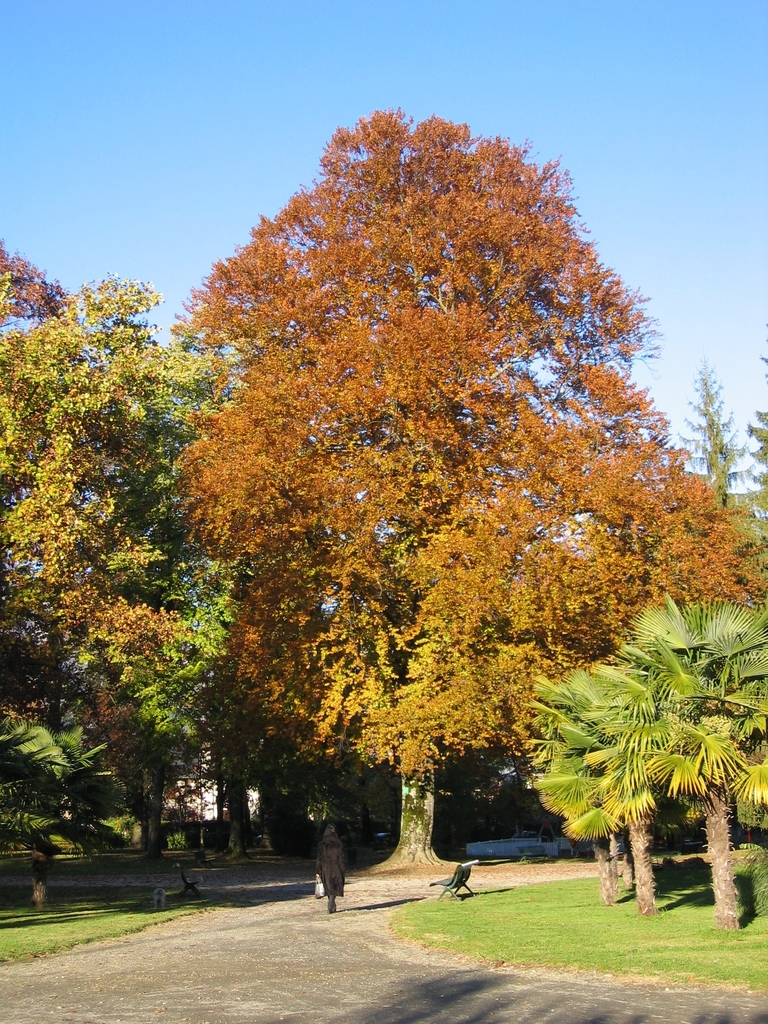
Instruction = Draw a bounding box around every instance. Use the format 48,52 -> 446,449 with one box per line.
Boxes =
392,868 -> 768,991
0,847 -> 303,960
0,850 -> 160,878
0,851 -> 219,961
0,847 -> 307,877
0,884 -> 206,961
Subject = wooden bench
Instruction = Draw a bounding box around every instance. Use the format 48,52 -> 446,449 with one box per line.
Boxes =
429,860 -> 479,900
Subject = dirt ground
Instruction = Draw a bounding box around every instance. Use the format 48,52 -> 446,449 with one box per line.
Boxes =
2,858 -> 767,1024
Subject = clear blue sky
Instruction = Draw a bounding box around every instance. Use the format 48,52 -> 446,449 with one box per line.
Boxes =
1,1 -> 766,448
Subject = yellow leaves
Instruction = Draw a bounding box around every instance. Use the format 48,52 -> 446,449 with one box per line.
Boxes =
77,277 -> 161,331
562,806 -> 621,841
646,753 -> 708,798
732,759 -> 768,806
536,772 -> 602,820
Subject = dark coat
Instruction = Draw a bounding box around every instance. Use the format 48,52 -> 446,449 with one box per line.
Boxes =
316,832 -> 346,897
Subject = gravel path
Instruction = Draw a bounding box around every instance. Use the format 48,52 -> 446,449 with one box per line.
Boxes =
2,860 -> 767,1024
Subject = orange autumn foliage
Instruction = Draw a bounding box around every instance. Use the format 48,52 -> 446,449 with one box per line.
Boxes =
183,111 -> 758,776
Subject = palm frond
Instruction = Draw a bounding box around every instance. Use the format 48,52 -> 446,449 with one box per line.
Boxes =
733,652 -> 768,683
562,806 -> 619,840
697,602 -> 760,656
535,771 -> 600,818
731,760 -> 768,806
653,644 -> 701,697
583,746 -> 619,768
632,597 -> 696,650
559,722 -> 603,752
647,753 -> 708,798
603,786 -> 656,824
686,726 -> 745,782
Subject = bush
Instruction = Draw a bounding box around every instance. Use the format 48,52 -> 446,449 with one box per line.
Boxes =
166,831 -> 187,851
104,816 -> 135,848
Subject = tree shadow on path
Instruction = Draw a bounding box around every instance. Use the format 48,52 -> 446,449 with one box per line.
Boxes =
252,970 -> 768,1024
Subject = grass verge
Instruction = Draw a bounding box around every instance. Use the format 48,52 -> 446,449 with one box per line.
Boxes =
0,885 -> 206,961
0,849 -> 210,878
391,868 -> 768,991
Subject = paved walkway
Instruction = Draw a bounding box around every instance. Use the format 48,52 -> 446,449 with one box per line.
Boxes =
2,861 -> 767,1024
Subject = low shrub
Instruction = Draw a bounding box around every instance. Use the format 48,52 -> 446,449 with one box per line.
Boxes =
747,847 -> 768,917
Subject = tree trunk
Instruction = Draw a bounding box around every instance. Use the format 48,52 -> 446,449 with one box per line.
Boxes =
621,828 -> 635,889
141,789 -> 149,852
705,787 -> 739,930
387,771 -> 440,865
609,833 -> 620,893
243,787 -> 253,847
146,758 -> 165,859
227,776 -> 247,856
215,776 -> 226,853
594,837 -> 617,905
31,848 -> 50,909
628,819 -> 658,915
361,800 -> 374,846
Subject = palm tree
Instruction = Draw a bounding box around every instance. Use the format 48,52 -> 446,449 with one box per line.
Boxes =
620,598 -> 768,930
532,671 -> 627,908
0,718 -> 121,906
588,667 -> 666,917
532,669 -> 664,915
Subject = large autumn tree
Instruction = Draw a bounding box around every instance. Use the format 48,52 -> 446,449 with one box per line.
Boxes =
183,112 -> 756,862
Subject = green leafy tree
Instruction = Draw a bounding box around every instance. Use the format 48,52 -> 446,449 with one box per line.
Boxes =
0,258 -> 232,858
0,718 -> 121,906
0,273 -> 178,724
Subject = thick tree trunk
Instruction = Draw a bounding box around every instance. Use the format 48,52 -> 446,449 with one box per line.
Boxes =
594,837 -> 618,905
628,819 -> 658,915
146,758 -> 166,859
621,828 -> 635,889
388,771 -> 440,865
705,787 -> 739,930
215,776 -> 226,853
31,848 -> 50,909
227,776 -> 247,856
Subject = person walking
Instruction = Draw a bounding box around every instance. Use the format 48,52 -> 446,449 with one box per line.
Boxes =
316,823 -> 346,913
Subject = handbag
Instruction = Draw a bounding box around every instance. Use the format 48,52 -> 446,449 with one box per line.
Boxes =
315,874 -> 325,899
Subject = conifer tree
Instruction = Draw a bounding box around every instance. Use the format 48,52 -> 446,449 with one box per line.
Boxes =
682,362 -> 745,508
749,345 -> 768,520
